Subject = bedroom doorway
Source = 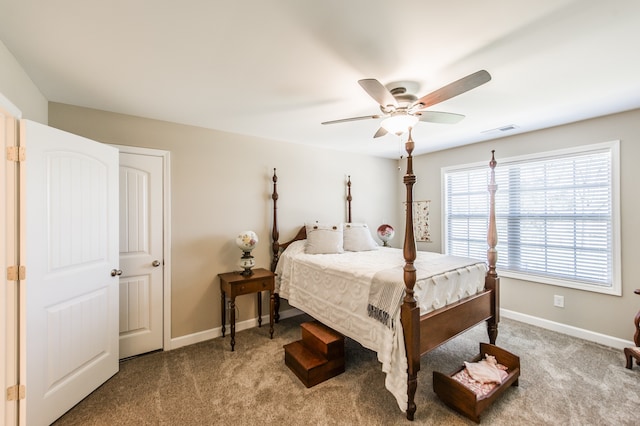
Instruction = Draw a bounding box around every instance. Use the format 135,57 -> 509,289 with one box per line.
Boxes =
116,146 -> 171,359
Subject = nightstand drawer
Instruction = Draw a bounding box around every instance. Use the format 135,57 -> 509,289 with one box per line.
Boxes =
234,279 -> 273,295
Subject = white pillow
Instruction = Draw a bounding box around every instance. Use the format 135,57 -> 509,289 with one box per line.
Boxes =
343,223 -> 378,252
305,223 -> 344,254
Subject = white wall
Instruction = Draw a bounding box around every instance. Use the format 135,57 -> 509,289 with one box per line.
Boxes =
0,40 -> 47,123
408,109 -> 640,343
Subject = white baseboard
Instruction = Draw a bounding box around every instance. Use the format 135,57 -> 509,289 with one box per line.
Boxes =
501,308 -> 633,351
170,308 -> 303,350
170,307 -> 632,352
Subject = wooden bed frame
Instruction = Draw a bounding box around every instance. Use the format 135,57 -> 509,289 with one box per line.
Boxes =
270,134 -> 499,421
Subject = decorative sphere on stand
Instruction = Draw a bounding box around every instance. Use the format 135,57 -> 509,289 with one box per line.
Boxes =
376,224 -> 395,247
235,231 -> 258,275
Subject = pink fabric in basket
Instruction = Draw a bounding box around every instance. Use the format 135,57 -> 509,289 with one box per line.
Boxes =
452,362 -> 508,397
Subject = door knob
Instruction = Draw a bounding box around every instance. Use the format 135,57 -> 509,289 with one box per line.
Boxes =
152,260 -> 161,267
111,269 -> 123,277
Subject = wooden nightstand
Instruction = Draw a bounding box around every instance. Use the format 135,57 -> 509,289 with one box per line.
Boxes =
218,268 -> 275,351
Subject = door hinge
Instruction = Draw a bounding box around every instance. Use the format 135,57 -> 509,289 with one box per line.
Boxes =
6,146 -> 25,162
6,265 -> 26,281
6,384 -> 25,401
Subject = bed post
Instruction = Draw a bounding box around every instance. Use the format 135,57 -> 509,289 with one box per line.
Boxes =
346,175 -> 352,223
401,129 -> 420,421
271,168 -> 281,322
486,151 -> 499,343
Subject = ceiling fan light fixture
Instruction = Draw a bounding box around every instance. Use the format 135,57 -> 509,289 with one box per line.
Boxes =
381,115 -> 419,135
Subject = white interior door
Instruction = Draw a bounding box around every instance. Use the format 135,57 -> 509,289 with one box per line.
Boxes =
20,119 -> 119,426
118,152 -> 164,359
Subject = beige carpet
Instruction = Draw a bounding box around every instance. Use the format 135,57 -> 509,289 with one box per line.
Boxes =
53,314 -> 639,425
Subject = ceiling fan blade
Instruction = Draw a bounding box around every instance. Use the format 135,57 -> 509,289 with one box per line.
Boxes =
411,70 -> 491,111
321,114 -> 381,125
358,79 -> 398,109
416,111 -> 465,124
373,127 -> 388,138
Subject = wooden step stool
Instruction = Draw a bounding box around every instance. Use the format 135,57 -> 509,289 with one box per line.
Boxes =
283,321 -> 345,387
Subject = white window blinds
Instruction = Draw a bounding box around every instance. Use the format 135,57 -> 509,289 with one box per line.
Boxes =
444,142 -> 620,294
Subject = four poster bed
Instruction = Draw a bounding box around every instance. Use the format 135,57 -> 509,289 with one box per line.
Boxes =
269,140 -> 499,421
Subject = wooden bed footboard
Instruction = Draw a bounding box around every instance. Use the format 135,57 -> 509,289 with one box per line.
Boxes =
415,267 -> 500,357
419,290 -> 494,355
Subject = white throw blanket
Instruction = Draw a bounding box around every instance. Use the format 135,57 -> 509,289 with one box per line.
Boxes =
368,254 -> 491,329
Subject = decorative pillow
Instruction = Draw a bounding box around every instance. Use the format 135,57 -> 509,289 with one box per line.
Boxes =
305,222 -> 344,254
343,223 -> 378,252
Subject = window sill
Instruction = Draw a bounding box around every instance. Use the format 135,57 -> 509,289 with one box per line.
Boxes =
499,270 -> 621,296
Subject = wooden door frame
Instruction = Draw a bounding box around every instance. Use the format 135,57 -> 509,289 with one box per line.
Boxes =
1,103 -> 20,426
112,144 -> 172,352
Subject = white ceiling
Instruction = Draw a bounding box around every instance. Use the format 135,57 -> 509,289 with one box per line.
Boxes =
1,0 -> 639,159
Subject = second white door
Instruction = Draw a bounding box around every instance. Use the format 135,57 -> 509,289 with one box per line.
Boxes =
118,151 -> 164,359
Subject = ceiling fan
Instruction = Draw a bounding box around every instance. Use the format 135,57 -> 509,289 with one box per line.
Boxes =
321,70 -> 491,138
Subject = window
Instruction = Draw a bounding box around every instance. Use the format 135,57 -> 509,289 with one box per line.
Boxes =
443,141 -> 620,295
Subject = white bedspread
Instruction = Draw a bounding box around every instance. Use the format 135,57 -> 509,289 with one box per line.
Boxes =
275,241 -> 487,412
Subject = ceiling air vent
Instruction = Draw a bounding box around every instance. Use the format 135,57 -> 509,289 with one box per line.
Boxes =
482,124 -> 519,134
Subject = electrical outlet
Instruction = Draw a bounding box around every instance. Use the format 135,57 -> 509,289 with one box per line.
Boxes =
553,295 -> 564,308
